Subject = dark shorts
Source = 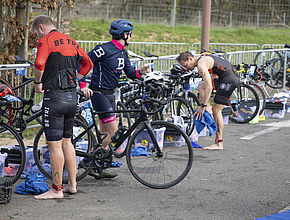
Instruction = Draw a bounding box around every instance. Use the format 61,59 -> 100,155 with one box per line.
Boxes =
90,91 -> 116,124
213,70 -> 240,106
42,90 -> 77,141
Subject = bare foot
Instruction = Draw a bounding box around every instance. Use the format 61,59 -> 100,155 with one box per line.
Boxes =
63,185 -> 77,194
34,189 -> 63,200
203,142 -> 223,151
63,180 -> 77,194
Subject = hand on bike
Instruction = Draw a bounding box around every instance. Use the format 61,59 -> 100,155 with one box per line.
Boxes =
81,87 -> 93,98
35,83 -> 44,94
140,64 -> 151,74
193,106 -> 205,121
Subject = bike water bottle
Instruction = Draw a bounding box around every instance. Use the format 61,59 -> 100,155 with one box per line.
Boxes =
31,101 -> 43,113
151,63 -> 154,72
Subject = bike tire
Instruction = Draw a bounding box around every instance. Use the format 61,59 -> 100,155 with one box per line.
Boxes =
249,83 -> 266,116
254,50 -> 284,89
33,118 -> 95,183
126,120 -> 193,189
0,122 -> 26,184
229,83 -> 260,124
254,48 -> 283,70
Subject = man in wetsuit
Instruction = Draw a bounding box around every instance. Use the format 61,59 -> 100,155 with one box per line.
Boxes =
32,15 -> 93,199
177,51 -> 239,150
81,19 -> 150,178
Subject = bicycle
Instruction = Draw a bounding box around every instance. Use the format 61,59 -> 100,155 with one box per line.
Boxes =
0,99 -> 26,184
0,56 -> 42,135
124,73 -> 195,136
254,45 -> 290,89
33,94 -> 193,189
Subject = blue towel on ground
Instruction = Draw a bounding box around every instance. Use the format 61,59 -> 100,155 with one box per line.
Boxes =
191,141 -> 203,148
21,164 -> 51,179
193,110 -> 217,136
111,161 -> 122,167
15,173 -> 49,195
131,146 -> 152,157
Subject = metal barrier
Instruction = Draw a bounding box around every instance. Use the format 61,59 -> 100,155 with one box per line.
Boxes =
77,40 -> 190,56
262,44 -> 284,49
130,55 -> 178,73
77,40 -> 190,74
191,43 -> 261,54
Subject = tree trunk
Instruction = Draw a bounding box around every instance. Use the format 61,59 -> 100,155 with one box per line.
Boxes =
57,5 -> 62,30
16,0 -> 31,59
0,3 -> 4,53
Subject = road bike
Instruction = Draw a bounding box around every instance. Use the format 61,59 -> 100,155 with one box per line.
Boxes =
33,94 -> 193,189
0,56 -> 42,135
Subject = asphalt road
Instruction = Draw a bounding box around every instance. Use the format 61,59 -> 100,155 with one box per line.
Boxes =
1,113 -> 289,220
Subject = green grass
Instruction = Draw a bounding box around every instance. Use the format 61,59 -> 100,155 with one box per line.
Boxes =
70,19 -> 289,46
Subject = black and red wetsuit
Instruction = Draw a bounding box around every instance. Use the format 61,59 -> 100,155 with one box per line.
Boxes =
34,30 -> 93,141
198,54 -> 240,105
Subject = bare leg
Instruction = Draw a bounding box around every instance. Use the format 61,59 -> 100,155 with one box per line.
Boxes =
203,103 -> 224,150
62,138 -> 77,194
35,140 -> 64,199
99,121 -> 118,149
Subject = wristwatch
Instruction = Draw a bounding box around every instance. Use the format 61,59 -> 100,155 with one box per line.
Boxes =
200,103 -> 207,108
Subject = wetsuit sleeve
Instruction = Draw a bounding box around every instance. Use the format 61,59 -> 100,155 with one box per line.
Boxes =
123,52 -> 139,79
34,38 -> 49,71
76,42 -> 93,76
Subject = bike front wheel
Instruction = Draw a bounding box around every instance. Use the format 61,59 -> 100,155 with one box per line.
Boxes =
0,122 -> 26,184
126,120 -> 193,189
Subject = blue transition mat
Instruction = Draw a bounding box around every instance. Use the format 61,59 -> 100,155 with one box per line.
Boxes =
256,210 -> 290,220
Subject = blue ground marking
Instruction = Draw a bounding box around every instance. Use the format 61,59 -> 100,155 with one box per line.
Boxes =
256,210 -> 290,220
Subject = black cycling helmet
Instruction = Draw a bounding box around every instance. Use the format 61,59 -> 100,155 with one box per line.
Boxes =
109,19 -> 134,46
170,63 -> 185,75
109,19 -> 134,35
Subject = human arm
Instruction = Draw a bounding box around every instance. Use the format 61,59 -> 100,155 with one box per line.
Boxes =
34,39 -> 49,94
124,52 -> 151,78
76,42 -> 94,98
137,64 -> 151,77
34,68 -> 44,94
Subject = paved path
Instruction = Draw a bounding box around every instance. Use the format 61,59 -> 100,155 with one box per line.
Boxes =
1,113 -> 289,220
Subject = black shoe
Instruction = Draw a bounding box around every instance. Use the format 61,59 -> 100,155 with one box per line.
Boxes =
78,159 -> 91,169
89,170 -> 118,180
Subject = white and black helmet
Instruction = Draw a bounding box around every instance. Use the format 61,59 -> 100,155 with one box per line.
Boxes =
143,71 -> 164,83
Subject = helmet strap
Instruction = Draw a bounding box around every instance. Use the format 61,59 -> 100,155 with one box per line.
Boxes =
121,33 -> 129,46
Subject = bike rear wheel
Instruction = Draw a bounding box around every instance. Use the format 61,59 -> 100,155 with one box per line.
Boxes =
0,122 -> 26,184
229,83 -> 260,124
126,120 -> 193,189
33,117 -> 95,183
